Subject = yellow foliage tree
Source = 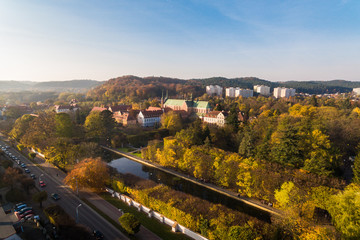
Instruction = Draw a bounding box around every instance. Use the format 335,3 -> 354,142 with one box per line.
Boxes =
64,157 -> 109,191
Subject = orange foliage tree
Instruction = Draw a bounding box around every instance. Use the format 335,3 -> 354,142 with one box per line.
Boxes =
64,157 -> 109,191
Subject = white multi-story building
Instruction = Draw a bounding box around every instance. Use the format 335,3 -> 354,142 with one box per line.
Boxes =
254,85 -> 271,96
226,87 -> 253,98
206,85 -> 223,96
235,88 -> 253,98
273,87 -> 296,98
353,88 -> 360,95
225,87 -> 236,98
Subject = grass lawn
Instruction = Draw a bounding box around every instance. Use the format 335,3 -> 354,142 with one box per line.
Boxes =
130,152 -> 142,157
117,147 -> 134,153
100,192 -> 193,240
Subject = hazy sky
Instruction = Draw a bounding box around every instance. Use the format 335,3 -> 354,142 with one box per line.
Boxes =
0,0 -> 359,82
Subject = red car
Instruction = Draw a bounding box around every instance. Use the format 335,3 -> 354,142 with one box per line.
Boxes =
39,181 -> 46,187
19,210 -> 34,219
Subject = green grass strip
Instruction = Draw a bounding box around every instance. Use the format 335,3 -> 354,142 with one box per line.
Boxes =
81,198 -> 136,240
100,192 -> 193,240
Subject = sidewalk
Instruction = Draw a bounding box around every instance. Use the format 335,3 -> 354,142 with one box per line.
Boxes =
25,155 -> 162,240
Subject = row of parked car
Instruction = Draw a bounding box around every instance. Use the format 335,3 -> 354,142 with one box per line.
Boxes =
14,202 -> 40,221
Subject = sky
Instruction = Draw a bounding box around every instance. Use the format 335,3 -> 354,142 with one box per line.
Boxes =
0,0 -> 359,82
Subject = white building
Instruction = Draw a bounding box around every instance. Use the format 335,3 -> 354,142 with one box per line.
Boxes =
273,87 -> 296,98
206,85 -> 223,96
225,87 -> 236,98
353,88 -> 360,95
235,88 -> 253,98
203,111 -> 228,127
254,85 -> 271,96
137,110 -> 163,127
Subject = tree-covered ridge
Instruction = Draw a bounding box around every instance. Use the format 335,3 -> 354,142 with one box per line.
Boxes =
86,75 -> 360,101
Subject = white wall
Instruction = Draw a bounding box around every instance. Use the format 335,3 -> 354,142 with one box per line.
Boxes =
106,188 -> 208,240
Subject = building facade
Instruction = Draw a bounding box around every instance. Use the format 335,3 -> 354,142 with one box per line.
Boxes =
273,87 -> 296,98
137,110 -> 163,127
206,85 -> 223,97
254,85 -> 271,96
203,111 -> 228,127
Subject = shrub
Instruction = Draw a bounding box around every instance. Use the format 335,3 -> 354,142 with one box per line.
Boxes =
119,213 -> 141,235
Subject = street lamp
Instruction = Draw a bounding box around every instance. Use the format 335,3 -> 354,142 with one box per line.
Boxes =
76,204 -> 82,223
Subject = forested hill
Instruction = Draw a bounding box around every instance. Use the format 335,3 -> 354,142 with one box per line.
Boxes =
86,75 -> 202,101
189,77 -> 275,89
0,80 -> 102,92
86,75 -> 360,101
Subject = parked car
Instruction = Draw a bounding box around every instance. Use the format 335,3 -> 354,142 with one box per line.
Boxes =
39,181 -> 46,187
23,214 -> 34,221
21,163 -> 26,168
93,230 -> 104,240
19,210 -> 34,218
16,207 -> 33,214
14,204 -> 27,212
15,202 -> 25,208
24,168 -> 30,173
51,193 -> 60,201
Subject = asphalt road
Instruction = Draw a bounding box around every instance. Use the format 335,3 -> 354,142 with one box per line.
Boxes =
0,139 -> 128,240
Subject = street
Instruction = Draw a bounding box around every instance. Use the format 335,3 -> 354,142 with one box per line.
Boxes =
1,138 -> 128,240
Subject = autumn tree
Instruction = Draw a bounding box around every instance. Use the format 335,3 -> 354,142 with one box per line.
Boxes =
9,114 -> 36,140
33,191 -> 48,208
119,213 -> 141,235
64,157 -> 110,191
161,111 -> 182,134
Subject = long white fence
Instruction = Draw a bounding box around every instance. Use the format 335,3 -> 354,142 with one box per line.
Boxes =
106,188 -> 208,240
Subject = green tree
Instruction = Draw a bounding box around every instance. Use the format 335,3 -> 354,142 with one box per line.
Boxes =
227,224 -> 257,240
328,184 -> 360,239
302,130 -> 333,176
33,191 -> 48,208
55,113 -> 74,138
84,110 -> 116,141
118,213 -> 141,235
28,152 -> 36,159
17,144 -> 25,151
353,152 -> 360,184
9,114 -> 36,140
274,181 -> 301,209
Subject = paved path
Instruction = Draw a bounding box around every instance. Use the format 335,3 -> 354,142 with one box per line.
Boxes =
104,146 -> 283,217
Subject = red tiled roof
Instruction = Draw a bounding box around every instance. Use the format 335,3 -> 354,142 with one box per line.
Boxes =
91,106 -> 108,112
109,105 -> 132,112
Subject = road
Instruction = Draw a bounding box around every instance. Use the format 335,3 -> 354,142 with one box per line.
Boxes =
0,139 -> 128,240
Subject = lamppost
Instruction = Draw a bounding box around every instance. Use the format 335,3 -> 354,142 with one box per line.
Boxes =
76,204 -> 82,223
